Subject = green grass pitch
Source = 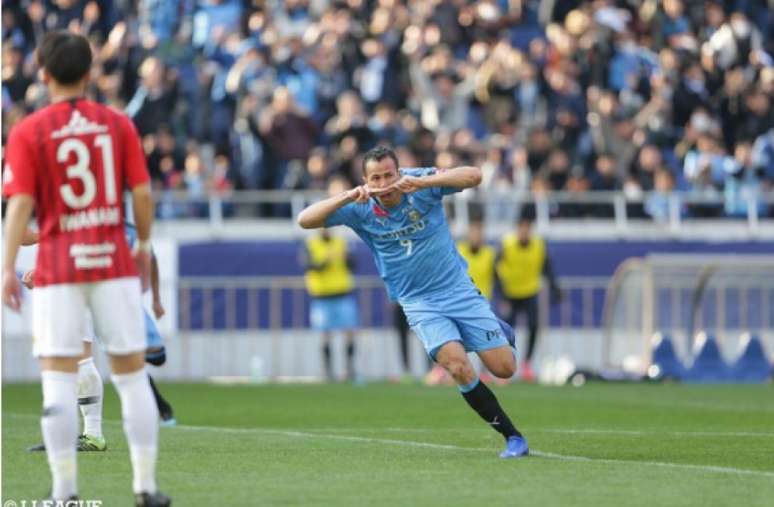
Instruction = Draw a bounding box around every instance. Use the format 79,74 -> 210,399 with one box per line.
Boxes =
3,382 -> 774,506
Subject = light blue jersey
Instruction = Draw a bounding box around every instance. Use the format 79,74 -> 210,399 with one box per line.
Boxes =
325,168 -> 474,303
325,167 -> 515,358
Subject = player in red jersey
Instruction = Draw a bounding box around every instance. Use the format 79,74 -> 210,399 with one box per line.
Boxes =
2,31 -> 170,507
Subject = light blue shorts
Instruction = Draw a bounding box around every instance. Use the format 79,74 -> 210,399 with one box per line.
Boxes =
401,283 -> 515,360
310,294 -> 358,331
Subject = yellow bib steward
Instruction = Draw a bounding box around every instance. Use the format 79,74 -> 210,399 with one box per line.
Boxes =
457,241 -> 496,300
304,235 -> 354,297
496,234 -> 545,299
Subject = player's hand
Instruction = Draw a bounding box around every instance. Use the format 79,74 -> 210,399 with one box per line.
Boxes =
153,299 -> 166,320
346,185 -> 370,204
387,176 -> 426,194
366,185 -> 395,197
2,268 -> 22,312
133,249 -> 151,292
22,269 -> 35,290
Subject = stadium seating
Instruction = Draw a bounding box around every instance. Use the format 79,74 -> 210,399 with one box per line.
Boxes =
3,1 -> 773,223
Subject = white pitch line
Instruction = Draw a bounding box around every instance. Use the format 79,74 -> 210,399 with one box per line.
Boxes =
167,424 -> 774,479
290,427 -> 774,438
8,413 -> 774,479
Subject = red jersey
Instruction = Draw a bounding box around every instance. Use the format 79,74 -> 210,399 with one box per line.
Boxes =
2,99 -> 150,286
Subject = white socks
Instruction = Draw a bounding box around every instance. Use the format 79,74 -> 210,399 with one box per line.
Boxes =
41,365 -> 160,498
77,357 -> 103,438
40,370 -> 78,500
112,368 -> 159,494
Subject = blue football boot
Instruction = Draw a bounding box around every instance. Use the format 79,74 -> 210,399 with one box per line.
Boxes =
499,435 -> 529,459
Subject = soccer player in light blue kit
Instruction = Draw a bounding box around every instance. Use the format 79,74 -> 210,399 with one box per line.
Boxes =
298,146 -> 528,458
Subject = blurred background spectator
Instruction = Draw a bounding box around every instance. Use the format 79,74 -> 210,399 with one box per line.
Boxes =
3,0 -> 773,219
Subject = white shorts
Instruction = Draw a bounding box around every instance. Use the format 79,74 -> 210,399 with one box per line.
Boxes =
32,277 -> 146,357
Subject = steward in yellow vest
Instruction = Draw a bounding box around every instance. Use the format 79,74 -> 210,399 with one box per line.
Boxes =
456,221 -> 495,300
300,228 -> 358,381
495,217 -> 561,380
496,233 -> 546,300
303,231 -> 355,297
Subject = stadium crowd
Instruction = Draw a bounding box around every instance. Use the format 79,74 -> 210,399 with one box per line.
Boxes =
3,0 -> 774,219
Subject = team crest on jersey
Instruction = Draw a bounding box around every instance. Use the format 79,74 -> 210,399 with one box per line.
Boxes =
408,210 -> 420,222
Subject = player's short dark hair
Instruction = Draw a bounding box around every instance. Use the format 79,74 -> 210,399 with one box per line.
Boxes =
36,31 -> 92,85
362,146 -> 399,175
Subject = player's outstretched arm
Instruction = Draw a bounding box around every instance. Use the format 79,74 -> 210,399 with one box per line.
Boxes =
391,166 -> 482,193
297,186 -> 369,229
435,166 -> 481,188
424,165 -> 482,189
